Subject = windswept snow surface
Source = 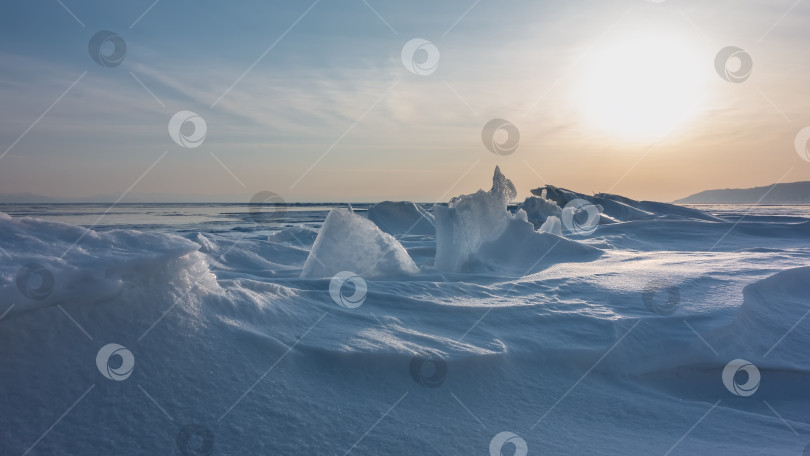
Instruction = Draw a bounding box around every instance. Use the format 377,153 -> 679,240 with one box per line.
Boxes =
1,170 -> 810,455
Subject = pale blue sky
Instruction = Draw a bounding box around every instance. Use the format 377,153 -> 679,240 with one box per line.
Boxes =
1,0 -> 809,202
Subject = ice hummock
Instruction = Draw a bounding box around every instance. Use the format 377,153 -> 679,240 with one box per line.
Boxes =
300,208 -> 419,278
522,196 -> 563,229
434,167 -> 600,273
434,166 -> 517,272
367,201 -> 435,236
533,185 -> 723,223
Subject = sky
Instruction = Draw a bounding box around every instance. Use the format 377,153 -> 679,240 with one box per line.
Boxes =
1,0 -> 809,203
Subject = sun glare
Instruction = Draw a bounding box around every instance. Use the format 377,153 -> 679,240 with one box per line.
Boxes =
580,35 -> 706,141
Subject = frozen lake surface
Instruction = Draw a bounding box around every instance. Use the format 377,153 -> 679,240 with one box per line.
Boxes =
1,171 -> 809,455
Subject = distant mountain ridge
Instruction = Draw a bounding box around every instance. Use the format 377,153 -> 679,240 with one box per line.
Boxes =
676,181 -> 810,203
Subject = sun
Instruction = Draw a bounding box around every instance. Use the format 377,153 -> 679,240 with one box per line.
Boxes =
580,35 -> 706,140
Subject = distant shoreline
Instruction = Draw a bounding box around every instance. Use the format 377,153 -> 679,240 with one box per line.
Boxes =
676,181 -> 810,204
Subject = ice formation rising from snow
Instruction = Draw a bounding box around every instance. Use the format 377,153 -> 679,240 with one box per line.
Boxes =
300,208 -> 419,278
433,166 -> 600,274
434,166 -> 518,272
522,196 -> 563,229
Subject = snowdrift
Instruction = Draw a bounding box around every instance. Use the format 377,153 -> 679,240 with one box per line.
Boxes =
267,225 -> 319,246
718,266 -> 810,369
0,213 -> 217,317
